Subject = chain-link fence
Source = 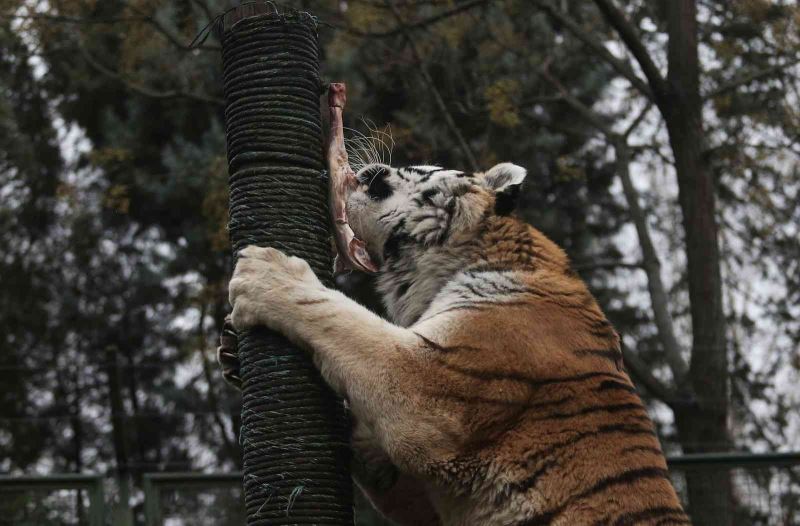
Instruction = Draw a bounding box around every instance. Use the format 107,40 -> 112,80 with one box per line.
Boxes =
2,452 -> 799,525
668,453 -> 800,526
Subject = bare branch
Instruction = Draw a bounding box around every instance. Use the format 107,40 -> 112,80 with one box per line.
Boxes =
386,3 -> 480,171
573,259 -> 643,272
123,2 -> 221,52
530,0 -> 654,101
591,0 -> 668,102
614,142 -> 690,387
338,0 -> 489,38
621,344 -> 680,408
622,101 -> 654,139
189,0 -> 215,22
0,12 -> 139,24
77,42 -> 223,107
539,61 -> 614,136
539,65 -> 690,387
704,58 -> 800,99
1,10 -> 220,52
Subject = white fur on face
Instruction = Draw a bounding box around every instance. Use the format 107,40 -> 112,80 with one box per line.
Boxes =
345,162 -> 527,327
347,165 -> 484,262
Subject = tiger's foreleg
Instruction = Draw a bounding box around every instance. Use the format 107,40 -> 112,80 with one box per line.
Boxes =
228,245 -> 444,524
228,246 -> 421,420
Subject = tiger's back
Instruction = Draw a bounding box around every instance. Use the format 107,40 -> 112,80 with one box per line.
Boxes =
399,215 -> 687,525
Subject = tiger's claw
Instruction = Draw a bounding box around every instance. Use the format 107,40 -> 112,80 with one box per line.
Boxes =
216,314 -> 242,389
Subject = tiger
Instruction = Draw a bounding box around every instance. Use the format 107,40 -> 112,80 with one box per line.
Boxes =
219,162 -> 689,525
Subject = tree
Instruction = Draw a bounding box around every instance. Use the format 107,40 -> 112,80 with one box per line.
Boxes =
1,1 -> 798,524
527,1 -> 800,522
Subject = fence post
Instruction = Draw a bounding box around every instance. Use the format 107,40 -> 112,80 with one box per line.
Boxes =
88,476 -> 105,526
143,474 -> 161,526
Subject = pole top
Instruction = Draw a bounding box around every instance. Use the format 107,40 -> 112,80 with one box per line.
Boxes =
189,2 -> 318,50
219,2 -> 317,34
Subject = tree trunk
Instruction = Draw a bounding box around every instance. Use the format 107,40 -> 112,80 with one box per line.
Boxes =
662,1 -> 734,523
70,372 -> 85,524
105,345 -> 134,526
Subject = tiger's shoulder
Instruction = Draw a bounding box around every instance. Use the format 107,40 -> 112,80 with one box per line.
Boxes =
406,216 -> 687,525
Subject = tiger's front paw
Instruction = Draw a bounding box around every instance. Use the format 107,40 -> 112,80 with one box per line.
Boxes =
228,245 -> 322,332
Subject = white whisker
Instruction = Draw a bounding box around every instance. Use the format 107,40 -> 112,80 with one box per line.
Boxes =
344,121 -> 395,174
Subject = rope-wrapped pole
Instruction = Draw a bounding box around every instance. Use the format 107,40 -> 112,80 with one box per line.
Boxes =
219,5 -> 353,524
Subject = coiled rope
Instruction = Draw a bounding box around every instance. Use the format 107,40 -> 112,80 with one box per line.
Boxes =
220,6 -> 353,525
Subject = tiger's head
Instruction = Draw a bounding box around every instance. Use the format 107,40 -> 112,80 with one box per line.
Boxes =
345,162 -> 527,325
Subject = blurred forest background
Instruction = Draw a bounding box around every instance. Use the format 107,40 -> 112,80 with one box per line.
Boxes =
1,0 -> 799,524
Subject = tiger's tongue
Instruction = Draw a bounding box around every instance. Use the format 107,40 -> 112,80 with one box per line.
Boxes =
327,83 -> 379,275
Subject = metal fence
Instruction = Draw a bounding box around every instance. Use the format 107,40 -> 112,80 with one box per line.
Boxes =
667,452 -> 800,525
0,474 -> 104,526
1,452 -> 798,525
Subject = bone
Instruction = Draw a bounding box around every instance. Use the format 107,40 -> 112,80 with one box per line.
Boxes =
327,83 -> 379,274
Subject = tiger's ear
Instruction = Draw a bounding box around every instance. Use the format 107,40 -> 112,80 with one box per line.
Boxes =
482,163 -> 526,215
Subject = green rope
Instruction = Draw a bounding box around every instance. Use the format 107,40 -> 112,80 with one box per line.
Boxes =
220,8 -> 354,525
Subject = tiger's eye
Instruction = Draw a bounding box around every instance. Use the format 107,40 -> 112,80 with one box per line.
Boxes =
359,165 -> 393,200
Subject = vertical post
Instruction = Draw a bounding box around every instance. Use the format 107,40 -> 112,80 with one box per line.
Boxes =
88,476 -> 105,526
112,475 -> 134,526
219,5 -> 353,525
142,475 -> 160,526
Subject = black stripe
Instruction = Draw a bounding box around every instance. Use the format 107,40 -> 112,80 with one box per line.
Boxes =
431,393 -> 574,410
402,166 -> 430,175
382,220 -> 409,260
396,282 -> 410,298
496,457 -> 560,505
459,273 -> 531,297
619,445 -> 664,456
420,188 -> 438,203
440,196 -> 456,241
383,232 -> 410,260
431,393 -> 550,408
464,263 -> 517,274
422,300 -> 540,320
520,423 -> 656,469
413,226 -> 445,243
414,333 -> 484,353
529,402 -> 646,422
589,319 -> 616,338
296,298 -> 328,305
418,168 -> 444,182
524,467 -> 672,525
574,348 -> 622,363
463,281 -> 490,299
377,209 -> 399,222
610,506 -> 689,526
434,365 -> 626,391
596,379 -> 637,393
653,518 -> 692,526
